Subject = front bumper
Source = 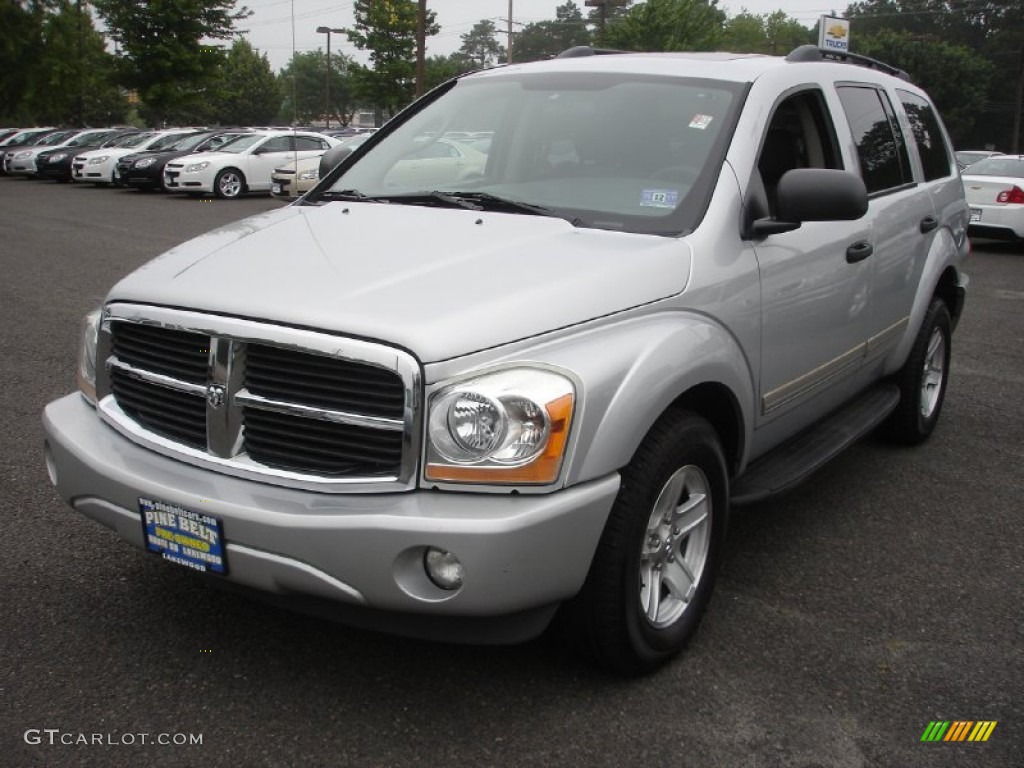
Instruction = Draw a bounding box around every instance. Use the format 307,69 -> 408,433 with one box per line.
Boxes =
73,159 -> 115,183
43,394 -> 618,642
163,165 -> 213,192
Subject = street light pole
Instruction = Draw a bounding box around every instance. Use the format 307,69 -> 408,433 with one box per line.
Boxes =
316,26 -> 345,129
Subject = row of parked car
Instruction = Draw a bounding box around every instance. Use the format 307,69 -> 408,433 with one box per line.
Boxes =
0,125 -> 377,201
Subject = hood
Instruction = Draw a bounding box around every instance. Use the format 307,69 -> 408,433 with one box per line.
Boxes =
167,150 -> 235,166
109,202 -> 692,363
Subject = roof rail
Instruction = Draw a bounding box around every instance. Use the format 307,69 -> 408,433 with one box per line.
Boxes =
556,46 -> 627,58
786,44 -> 911,82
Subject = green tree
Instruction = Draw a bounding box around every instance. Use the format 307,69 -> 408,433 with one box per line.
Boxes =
587,0 -> 632,44
722,10 -> 810,54
423,53 -> 476,91
345,0 -> 439,121
853,30 -> 993,145
604,0 -> 726,52
459,19 -> 504,68
514,1 -> 590,62
279,49 -> 355,125
92,0 -> 251,125
214,38 -> 281,125
0,1 -> 44,122
28,1 -> 128,125
843,1 -> 1023,150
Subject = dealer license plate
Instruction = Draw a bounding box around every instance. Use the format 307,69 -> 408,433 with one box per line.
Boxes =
139,497 -> 227,574
970,207 -> 982,222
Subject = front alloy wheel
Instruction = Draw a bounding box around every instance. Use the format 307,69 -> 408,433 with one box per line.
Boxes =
562,409 -> 728,674
639,465 -> 712,629
215,168 -> 244,199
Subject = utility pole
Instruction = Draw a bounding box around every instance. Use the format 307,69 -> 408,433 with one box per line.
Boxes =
316,27 -> 344,128
415,0 -> 427,97
507,0 -> 513,63
1014,44 -> 1024,154
584,0 -> 626,42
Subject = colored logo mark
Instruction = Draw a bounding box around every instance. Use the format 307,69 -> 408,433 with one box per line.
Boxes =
920,721 -> 997,742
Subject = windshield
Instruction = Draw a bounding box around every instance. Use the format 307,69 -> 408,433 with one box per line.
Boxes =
317,71 -> 743,235
215,134 -> 266,153
66,131 -> 110,147
964,156 -> 1024,177
118,132 -> 157,148
38,130 -> 76,146
148,132 -> 192,151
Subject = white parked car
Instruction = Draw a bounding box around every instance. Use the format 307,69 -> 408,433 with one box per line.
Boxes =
72,130 -> 196,186
3,128 -> 108,175
962,154 -> 1024,242
270,134 -> 373,200
163,130 -> 339,198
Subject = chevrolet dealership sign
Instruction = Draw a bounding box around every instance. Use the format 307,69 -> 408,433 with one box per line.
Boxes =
818,16 -> 851,52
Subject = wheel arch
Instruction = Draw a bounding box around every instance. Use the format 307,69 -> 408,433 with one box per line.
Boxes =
558,314 -> 755,488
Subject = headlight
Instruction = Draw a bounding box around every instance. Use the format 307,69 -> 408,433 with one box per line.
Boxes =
185,161 -> 210,172
425,368 -> 575,485
77,309 -> 102,405
135,157 -> 157,168
14,150 -> 31,159
47,153 -> 67,163
298,169 -> 319,181
88,155 -> 109,164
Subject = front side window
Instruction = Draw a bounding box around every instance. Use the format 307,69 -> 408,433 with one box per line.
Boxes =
258,136 -> 292,153
316,71 -> 745,236
757,89 -> 844,215
838,85 -> 913,194
897,90 -> 952,182
217,134 -> 266,153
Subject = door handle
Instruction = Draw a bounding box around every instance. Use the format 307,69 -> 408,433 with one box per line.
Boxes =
920,216 -> 939,234
846,240 -> 873,264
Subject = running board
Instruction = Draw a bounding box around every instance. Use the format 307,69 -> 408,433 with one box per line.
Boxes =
731,384 -> 900,505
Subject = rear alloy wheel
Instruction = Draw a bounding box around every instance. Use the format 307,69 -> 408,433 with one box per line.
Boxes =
562,410 -> 729,674
884,298 -> 952,444
214,168 -> 245,199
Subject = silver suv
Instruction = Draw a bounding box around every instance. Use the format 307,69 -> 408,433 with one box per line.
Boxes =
43,45 -> 968,673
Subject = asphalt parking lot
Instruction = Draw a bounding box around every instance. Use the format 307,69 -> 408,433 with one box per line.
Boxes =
1,177 -> 1020,767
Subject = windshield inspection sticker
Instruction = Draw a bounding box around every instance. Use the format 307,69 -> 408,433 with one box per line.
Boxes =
640,189 -> 679,209
689,114 -> 714,130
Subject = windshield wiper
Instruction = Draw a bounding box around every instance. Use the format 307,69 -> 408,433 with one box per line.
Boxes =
315,188 -> 369,202
314,189 -> 569,221
440,191 -> 560,218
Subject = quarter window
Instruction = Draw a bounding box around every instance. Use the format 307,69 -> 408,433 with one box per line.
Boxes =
837,85 -> 913,194
897,90 -> 952,181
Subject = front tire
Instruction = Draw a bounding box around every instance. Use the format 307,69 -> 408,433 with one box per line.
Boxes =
884,298 -> 952,444
562,410 -> 729,674
214,168 -> 245,199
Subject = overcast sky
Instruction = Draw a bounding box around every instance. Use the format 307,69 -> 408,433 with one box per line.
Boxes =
240,0 -> 844,72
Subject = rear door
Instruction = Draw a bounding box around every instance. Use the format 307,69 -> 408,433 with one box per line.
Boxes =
835,84 -> 935,366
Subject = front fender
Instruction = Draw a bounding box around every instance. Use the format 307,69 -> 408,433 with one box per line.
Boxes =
563,313 -> 755,484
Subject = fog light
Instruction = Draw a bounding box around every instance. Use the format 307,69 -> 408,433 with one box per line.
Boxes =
424,547 -> 464,591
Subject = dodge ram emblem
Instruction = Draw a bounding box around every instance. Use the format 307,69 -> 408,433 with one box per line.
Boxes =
206,384 -> 226,409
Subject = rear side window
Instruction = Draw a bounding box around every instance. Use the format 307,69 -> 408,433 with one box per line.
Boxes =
897,90 -> 952,181
837,85 -> 913,194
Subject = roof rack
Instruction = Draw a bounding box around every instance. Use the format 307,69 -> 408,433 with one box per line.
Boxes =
556,46 -> 627,58
786,44 -> 911,82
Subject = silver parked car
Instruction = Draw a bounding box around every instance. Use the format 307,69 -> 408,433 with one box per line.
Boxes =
44,45 -> 968,673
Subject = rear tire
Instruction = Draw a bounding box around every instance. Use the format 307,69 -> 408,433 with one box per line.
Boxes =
561,410 -> 729,674
883,298 -> 952,444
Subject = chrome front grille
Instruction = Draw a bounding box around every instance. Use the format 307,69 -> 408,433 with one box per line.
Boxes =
96,305 -> 421,492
